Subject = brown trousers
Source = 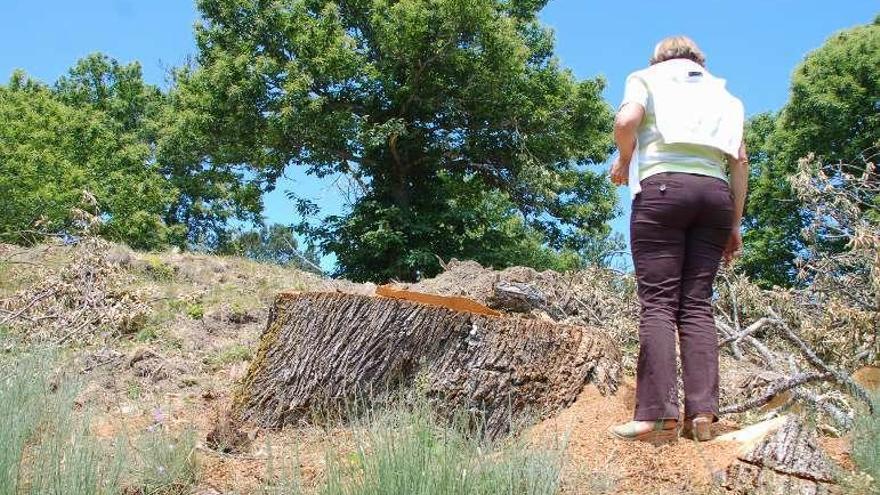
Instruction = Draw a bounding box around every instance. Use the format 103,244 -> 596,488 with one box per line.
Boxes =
630,172 -> 733,421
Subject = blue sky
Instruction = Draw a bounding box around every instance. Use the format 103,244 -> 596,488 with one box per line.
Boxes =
1,1 -> 877,269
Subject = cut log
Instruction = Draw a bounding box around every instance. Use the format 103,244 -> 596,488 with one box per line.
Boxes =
722,416 -> 840,495
715,415 -> 790,448
853,366 -> 880,393
233,291 -> 621,438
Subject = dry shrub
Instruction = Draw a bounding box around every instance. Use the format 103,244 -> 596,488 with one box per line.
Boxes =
719,152 -> 878,368
0,237 -> 151,344
711,151 -> 879,429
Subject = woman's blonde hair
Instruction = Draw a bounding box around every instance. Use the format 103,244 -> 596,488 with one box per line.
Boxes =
650,36 -> 706,66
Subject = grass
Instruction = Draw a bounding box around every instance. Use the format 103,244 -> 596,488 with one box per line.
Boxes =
129,428 -> 199,495
206,343 -> 253,369
851,394 -> 880,494
0,350 -> 123,494
0,348 -> 198,495
186,303 -> 205,320
267,401 -> 566,495
144,256 -> 176,282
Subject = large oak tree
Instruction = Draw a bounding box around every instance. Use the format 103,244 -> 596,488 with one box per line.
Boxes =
182,0 -> 617,281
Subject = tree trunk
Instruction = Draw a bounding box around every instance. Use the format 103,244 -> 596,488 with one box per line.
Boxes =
723,416 -> 840,495
233,291 -> 621,439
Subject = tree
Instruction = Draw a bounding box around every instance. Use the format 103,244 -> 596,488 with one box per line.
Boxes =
221,223 -> 323,272
183,0 -> 617,282
0,72 -> 175,249
54,53 -> 266,250
1,53 -> 272,251
156,64 -> 266,250
741,16 -> 880,288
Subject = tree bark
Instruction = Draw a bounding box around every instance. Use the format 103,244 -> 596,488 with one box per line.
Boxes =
723,416 -> 840,495
233,291 -> 621,439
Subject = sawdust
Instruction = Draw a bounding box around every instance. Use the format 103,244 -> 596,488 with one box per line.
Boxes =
530,381 -> 743,495
183,381 -> 791,495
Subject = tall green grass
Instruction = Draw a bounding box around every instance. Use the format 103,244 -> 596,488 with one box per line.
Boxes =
0,349 -> 197,494
852,395 -> 880,494
315,403 -> 565,495
0,350 -> 123,494
129,427 -> 199,495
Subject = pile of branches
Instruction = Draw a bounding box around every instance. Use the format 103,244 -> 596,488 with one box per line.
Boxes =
714,152 -> 879,429
403,260 -> 641,369
0,237 -> 150,345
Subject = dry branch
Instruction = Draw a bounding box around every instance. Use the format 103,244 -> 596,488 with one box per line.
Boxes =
718,317 -> 773,347
769,309 -> 874,410
720,372 -> 834,415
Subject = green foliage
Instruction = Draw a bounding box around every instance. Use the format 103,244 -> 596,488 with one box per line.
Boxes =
126,380 -> 143,400
1,52 -> 273,252
741,17 -> 880,287
314,403 -> 564,495
221,223 -> 322,272
155,71 -> 266,250
145,256 -> 177,281
185,0 -> 617,281
186,303 -> 205,320
135,326 -> 160,343
0,73 -> 175,249
314,173 -> 593,281
739,112 -> 800,288
206,344 -> 252,369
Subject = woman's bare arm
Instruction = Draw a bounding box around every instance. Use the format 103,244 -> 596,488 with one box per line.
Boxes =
609,103 -> 645,185
724,141 -> 749,261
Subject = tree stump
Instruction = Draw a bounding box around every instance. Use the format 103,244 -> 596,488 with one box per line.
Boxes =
233,291 -> 621,438
723,416 -> 839,494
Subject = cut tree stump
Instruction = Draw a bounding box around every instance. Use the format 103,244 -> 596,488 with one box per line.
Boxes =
722,416 -> 840,495
233,291 -> 621,438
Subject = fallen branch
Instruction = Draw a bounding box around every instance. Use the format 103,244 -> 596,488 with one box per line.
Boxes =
719,317 -> 773,347
720,371 -> 834,415
717,313 -> 853,427
769,309 -> 874,410
716,319 -> 745,360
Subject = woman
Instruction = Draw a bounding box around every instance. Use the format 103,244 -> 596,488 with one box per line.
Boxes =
608,36 -> 748,443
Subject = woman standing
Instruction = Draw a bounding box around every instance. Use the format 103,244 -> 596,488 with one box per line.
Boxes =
608,37 -> 748,443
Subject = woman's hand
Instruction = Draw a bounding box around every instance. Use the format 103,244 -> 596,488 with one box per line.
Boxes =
723,230 -> 742,264
609,156 -> 629,186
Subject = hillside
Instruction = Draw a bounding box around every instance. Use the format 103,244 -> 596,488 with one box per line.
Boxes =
0,238 -> 875,494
